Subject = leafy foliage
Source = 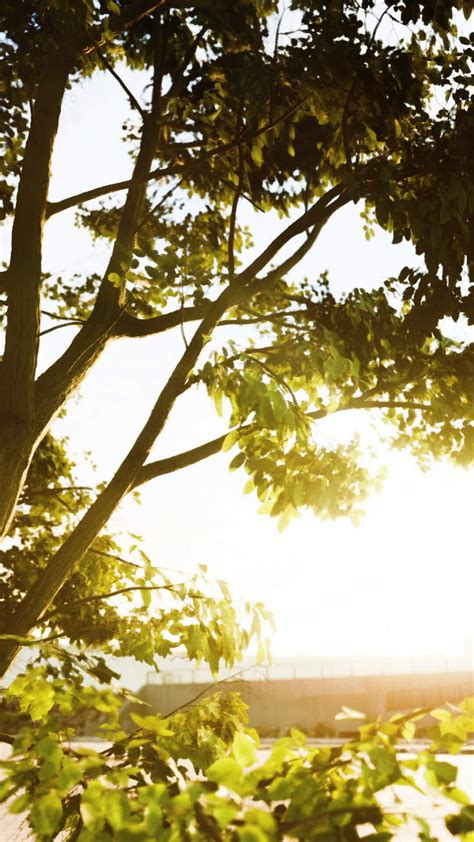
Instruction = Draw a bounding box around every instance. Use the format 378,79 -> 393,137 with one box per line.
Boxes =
1,0 -> 474,838
2,663 -> 474,840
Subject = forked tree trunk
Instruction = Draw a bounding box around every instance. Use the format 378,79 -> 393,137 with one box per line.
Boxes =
0,49 -> 73,538
0,288 -> 233,678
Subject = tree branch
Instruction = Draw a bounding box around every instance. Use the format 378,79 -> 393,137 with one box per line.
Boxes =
218,308 -> 307,328
0,49 -> 75,540
41,583 -> 189,622
39,321 -> 85,337
236,186 -> 350,287
133,434 -> 230,487
133,398 -> 435,489
45,165 -> 177,218
89,547 -> 141,569
164,664 -> 258,717
84,0 -> 208,53
22,485 -> 93,499
0,631 -> 69,646
0,50 -> 73,426
35,19 -> 168,434
228,110 -> 244,281
46,99 -> 318,218
41,309 -> 86,324
115,303 -> 211,337
93,16 -> 166,321
0,284 -> 239,675
96,48 -> 145,118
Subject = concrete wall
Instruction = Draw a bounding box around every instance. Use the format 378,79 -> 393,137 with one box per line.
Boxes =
134,671 -> 474,736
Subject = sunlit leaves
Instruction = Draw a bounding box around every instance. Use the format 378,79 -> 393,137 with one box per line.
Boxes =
232,731 -> 257,768
2,1 -> 474,838
7,669 -> 56,721
30,792 -> 63,837
2,664 -> 474,842
207,756 -> 243,789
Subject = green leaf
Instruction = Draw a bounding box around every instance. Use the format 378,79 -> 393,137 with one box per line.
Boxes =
229,452 -> 245,471
237,826 -> 267,842
130,713 -> 173,735
80,782 -> 106,831
214,802 -> 238,828
222,430 -> 239,452
232,732 -> 256,767
8,793 -> 31,814
30,792 -> 63,836
256,640 -> 265,664
277,509 -> 291,532
206,757 -> 242,788
141,588 -> 151,609
58,757 -> 84,792
107,272 -> 122,286
37,735 -> 63,766
429,760 -> 458,784
103,790 -> 131,831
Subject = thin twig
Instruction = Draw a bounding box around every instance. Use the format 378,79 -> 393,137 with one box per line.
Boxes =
40,583 -> 189,623
165,24 -> 208,99
41,310 -> 86,323
0,630 -> 70,646
97,47 -> 146,117
228,111 -> 245,281
22,485 -> 93,499
135,177 -> 184,233
164,663 -> 261,717
89,548 -> 141,569
244,353 -> 301,412
341,2 -> 392,167
40,321 -> 85,337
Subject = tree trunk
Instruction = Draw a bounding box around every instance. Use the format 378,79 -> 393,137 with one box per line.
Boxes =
0,51 -> 73,538
0,425 -> 37,538
0,288 -> 234,677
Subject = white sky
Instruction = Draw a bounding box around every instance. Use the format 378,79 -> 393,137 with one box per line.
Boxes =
4,65 -> 473,687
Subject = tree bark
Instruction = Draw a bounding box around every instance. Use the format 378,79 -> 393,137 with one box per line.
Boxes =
0,171 -> 347,672
0,20 -> 166,538
0,216 -> 331,674
0,50 -> 73,538
0,427 -> 37,538
35,17 -> 167,437
0,286 -> 235,677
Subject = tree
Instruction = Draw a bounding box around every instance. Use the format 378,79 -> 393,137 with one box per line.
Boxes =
1,0 -> 474,672
1,1 -> 474,838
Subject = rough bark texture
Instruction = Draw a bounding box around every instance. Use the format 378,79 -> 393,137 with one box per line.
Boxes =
0,17 -> 172,672
0,190 -> 344,675
0,18 -> 165,539
0,0 -> 352,677
0,286 -> 235,676
0,51 -> 73,538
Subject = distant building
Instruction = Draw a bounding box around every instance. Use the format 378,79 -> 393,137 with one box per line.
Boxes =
126,653 -> 474,737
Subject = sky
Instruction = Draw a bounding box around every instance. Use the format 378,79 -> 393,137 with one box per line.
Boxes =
3,61 -> 473,688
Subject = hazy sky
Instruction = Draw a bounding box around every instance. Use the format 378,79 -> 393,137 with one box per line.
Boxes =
5,63 -> 472,685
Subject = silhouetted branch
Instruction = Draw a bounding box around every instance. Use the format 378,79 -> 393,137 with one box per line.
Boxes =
133,398 -> 434,488
115,303 -> 210,337
96,48 -> 145,117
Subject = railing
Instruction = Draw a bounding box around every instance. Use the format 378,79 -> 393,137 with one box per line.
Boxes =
146,651 -> 473,685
